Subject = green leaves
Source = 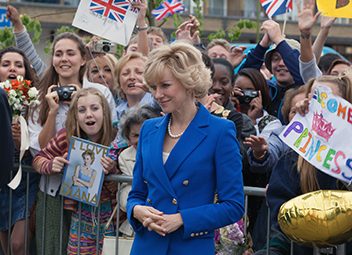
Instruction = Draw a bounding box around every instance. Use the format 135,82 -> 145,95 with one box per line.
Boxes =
207,29 -> 226,41
0,28 -> 15,50
0,14 -> 42,50
207,19 -> 257,42
22,15 -> 42,43
44,26 -> 79,54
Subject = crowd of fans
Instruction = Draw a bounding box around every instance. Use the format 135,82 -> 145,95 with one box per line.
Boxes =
1,1 -> 352,255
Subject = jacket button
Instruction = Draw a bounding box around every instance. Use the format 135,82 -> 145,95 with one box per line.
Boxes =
195,233 -> 199,236
191,233 -> 195,237
182,180 -> 189,186
172,198 -> 177,205
200,232 -> 204,235
147,198 -> 151,203
205,231 -> 208,234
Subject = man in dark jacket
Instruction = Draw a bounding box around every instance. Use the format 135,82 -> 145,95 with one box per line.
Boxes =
241,20 -> 304,121
0,88 -> 14,190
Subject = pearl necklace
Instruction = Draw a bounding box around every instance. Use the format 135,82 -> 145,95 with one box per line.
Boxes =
167,116 -> 184,139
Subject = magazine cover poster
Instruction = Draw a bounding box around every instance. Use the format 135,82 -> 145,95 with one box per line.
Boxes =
60,136 -> 108,207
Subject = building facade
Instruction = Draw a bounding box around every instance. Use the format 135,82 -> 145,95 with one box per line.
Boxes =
12,0 -> 352,59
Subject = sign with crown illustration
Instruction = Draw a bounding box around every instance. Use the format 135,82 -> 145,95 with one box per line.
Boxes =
280,85 -> 352,184
317,0 -> 352,18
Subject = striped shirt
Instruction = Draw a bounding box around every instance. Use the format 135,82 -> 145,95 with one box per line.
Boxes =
33,128 -> 68,175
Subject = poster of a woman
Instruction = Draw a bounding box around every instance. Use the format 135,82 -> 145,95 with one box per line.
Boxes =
60,137 -> 108,206
72,149 -> 97,198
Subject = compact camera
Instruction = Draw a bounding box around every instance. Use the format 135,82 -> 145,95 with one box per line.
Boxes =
92,40 -> 116,54
52,86 -> 76,101
238,89 -> 259,104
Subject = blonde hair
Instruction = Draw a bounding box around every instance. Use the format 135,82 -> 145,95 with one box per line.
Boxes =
65,88 -> 114,146
298,74 -> 352,193
147,27 -> 167,43
114,52 -> 147,100
82,149 -> 95,163
306,75 -> 352,102
86,55 -> 117,94
144,42 -> 212,99
105,53 -> 118,66
206,39 -> 231,52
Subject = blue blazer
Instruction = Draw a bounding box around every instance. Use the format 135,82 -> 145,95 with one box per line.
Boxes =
127,104 -> 244,255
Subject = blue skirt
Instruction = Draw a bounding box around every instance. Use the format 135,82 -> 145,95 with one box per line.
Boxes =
0,169 -> 40,231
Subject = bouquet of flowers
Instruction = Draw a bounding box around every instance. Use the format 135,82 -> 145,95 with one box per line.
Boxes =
215,218 -> 253,255
0,75 -> 39,117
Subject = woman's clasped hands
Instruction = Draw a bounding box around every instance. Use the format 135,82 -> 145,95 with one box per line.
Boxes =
133,205 -> 183,236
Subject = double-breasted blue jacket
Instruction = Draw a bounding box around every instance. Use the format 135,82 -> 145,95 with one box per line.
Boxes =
127,104 -> 244,255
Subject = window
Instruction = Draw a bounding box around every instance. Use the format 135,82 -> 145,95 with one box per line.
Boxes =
243,0 -> 257,18
208,0 -> 227,16
183,0 -> 204,15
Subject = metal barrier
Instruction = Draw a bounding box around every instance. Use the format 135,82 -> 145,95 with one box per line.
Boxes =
1,167 -> 348,255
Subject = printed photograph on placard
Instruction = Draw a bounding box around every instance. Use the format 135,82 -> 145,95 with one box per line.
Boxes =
60,136 -> 108,206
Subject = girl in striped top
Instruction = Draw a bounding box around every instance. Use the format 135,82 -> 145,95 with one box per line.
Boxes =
33,88 -> 118,255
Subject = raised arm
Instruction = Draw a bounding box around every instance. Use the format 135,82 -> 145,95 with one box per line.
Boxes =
7,5 -> 47,77
240,32 -> 270,70
297,0 -> 319,63
312,16 -> 336,63
297,0 -> 322,83
262,19 -> 304,85
132,0 -> 149,56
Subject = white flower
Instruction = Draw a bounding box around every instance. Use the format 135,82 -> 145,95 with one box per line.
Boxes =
8,89 -> 17,97
28,87 -> 39,98
17,75 -> 24,82
13,103 -> 22,111
2,80 -> 11,89
32,99 -> 40,105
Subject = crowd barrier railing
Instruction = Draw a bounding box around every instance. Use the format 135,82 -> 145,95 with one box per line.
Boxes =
1,166 -> 348,255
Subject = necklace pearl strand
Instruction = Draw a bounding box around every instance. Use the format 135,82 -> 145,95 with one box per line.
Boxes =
167,116 -> 184,139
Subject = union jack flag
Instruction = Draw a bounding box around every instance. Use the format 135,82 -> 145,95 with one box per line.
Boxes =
89,0 -> 130,23
260,0 -> 293,19
151,0 -> 185,21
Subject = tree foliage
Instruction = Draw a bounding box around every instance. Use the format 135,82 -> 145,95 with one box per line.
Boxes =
208,19 -> 257,43
44,26 -> 79,54
0,14 -> 42,50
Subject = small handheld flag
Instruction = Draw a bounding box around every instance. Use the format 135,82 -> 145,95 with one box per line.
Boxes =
151,0 -> 185,21
260,0 -> 293,19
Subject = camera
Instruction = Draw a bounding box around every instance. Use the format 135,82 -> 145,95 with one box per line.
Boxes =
238,89 -> 259,104
92,40 -> 116,54
52,86 -> 76,101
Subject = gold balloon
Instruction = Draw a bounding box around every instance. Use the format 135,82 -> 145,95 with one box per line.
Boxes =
278,190 -> 352,247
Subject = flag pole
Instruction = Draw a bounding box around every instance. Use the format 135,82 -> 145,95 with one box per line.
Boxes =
282,7 -> 289,37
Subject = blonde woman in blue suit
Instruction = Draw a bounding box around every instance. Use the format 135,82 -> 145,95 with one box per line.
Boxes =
127,42 -> 244,255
